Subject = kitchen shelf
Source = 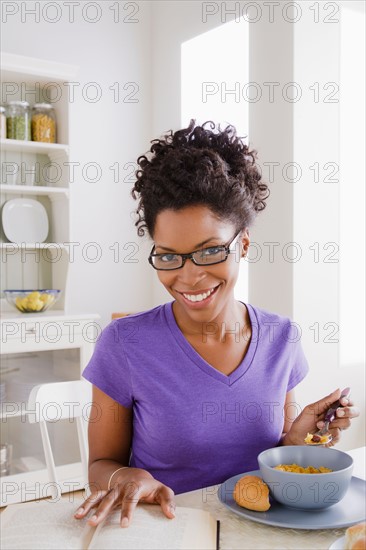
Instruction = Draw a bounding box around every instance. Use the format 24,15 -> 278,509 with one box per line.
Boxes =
0,310 -> 97,321
0,51 -> 99,507
0,138 -> 69,161
1,52 -> 78,82
0,185 -> 69,198
0,243 -> 68,249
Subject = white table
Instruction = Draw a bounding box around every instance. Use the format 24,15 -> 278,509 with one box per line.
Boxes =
1,448 -> 364,549
174,447 -> 365,550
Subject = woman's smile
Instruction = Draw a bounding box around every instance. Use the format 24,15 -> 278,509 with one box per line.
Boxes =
175,283 -> 221,307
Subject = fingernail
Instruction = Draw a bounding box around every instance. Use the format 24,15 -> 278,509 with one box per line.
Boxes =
121,517 -> 129,528
337,409 -> 345,416
169,505 -> 176,517
75,507 -> 84,515
89,515 -> 98,523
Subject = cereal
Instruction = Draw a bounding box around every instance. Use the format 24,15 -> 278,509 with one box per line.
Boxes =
273,463 -> 332,474
304,432 -> 331,445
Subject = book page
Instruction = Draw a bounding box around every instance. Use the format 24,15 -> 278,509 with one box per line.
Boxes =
0,498 -> 94,550
89,504 -> 217,550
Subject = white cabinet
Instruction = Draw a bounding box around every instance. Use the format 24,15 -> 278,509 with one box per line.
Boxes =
0,312 -> 99,506
0,53 -> 76,308
0,54 -> 99,505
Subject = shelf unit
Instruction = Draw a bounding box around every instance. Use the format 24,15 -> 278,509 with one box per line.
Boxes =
0,53 -> 76,311
0,53 -> 99,506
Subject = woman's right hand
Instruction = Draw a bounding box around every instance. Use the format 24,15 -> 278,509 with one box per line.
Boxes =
74,468 -> 176,528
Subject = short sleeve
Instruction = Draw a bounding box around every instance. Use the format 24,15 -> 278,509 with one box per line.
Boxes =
82,321 -> 133,408
287,338 -> 309,392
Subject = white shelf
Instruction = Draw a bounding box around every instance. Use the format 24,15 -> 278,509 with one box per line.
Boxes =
0,138 -> 69,160
1,52 -> 79,82
0,184 -> 69,198
0,242 -> 68,249
0,310 -> 100,322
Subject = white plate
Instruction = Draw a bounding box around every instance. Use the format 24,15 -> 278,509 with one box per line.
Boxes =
329,535 -> 345,549
2,198 -> 49,243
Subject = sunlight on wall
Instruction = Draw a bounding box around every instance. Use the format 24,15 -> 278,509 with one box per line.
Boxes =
339,3 -> 366,368
181,19 -> 250,302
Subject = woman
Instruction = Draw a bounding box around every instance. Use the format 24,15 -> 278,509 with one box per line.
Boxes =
74,120 -> 359,528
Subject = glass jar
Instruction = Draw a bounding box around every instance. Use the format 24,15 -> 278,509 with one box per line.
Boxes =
6,101 -> 31,140
31,103 -> 56,143
0,106 -> 6,139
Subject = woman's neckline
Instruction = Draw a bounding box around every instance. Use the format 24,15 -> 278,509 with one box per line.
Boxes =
164,300 -> 259,386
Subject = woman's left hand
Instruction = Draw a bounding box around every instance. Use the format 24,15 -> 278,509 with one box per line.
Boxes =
283,388 -> 360,447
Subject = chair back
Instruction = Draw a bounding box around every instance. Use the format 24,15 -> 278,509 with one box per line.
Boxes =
27,380 -> 92,499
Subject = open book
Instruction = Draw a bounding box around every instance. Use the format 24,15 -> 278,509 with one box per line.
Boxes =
0,497 -> 218,550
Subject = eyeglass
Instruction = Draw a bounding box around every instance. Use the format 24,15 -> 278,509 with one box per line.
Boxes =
148,231 -> 241,271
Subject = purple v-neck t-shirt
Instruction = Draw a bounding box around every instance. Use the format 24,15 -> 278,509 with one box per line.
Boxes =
82,302 -> 309,495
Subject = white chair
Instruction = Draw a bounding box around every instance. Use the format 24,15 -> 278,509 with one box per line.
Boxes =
27,380 -> 92,499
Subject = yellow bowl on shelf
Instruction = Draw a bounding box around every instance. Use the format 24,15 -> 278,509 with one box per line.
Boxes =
4,289 -> 61,313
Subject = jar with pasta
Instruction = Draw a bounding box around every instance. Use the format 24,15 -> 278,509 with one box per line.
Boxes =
6,101 -> 31,140
31,103 -> 57,143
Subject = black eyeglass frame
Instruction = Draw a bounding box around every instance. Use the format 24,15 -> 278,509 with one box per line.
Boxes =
148,230 -> 242,271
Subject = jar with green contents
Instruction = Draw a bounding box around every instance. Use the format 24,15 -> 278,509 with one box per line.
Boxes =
6,101 -> 31,140
0,106 -> 6,139
32,103 -> 56,143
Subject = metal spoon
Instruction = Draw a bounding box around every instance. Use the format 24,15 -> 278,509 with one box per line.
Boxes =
304,387 -> 351,446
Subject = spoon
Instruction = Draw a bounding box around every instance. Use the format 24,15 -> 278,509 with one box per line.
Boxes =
304,387 -> 351,446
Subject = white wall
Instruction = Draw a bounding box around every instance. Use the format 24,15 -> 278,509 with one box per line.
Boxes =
2,1 -> 154,328
292,2 -> 365,449
247,8 -> 294,317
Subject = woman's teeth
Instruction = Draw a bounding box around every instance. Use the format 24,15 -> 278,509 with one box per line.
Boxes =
182,287 -> 217,302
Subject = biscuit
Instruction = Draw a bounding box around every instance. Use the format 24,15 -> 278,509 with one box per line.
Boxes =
345,522 -> 366,550
233,475 -> 271,512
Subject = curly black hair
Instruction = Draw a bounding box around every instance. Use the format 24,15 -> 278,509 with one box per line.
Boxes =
131,120 -> 269,238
